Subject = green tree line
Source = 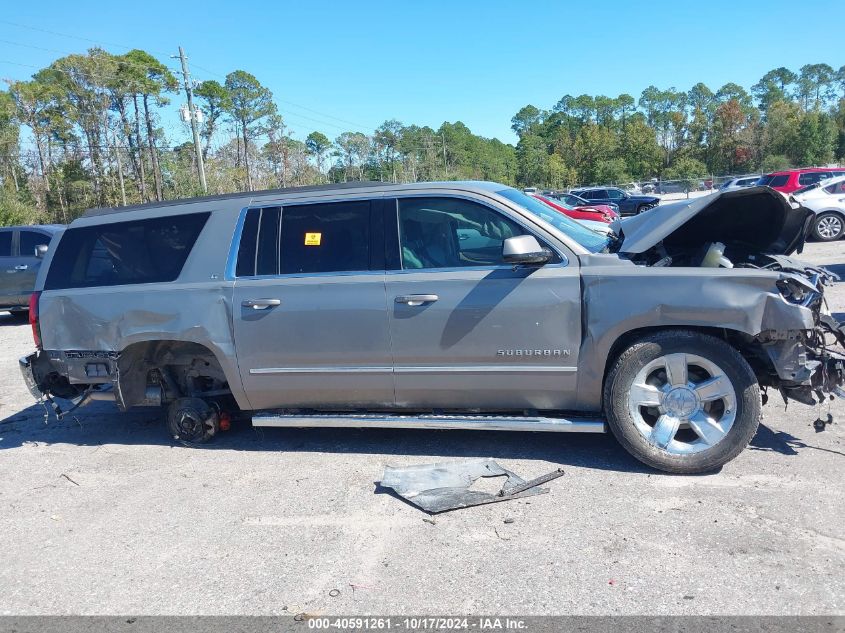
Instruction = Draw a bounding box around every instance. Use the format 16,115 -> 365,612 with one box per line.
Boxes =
513,65 -> 845,189
0,49 -> 843,225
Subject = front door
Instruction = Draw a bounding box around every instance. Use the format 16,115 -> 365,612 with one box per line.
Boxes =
385,195 -> 582,411
14,229 -> 50,304
232,199 -> 393,410
0,229 -> 17,306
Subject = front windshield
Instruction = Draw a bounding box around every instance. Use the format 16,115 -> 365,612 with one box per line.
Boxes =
560,193 -> 587,207
538,194 -> 574,210
496,187 -> 612,253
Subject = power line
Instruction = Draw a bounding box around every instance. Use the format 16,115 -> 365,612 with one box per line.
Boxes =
1,19 -> 382,135
2,19 -> 381,134
1,57 -> 373,137
0,59 -> 184,88
187,62 -> 378,132
0,19 -> 171,58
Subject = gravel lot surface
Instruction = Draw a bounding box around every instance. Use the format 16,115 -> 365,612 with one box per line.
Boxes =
0,241 -> 842,616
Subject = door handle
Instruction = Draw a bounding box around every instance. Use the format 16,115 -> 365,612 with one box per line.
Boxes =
242,298 -> 281,309
14,265 -> 28,271
395,294 -> 439,306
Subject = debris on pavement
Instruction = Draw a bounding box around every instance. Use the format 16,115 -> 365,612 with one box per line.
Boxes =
60,473 -> 80,486
379,459 -> 564,513
494,527 -> 511,541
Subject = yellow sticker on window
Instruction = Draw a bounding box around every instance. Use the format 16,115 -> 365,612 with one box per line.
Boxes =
304,232 -> 322,246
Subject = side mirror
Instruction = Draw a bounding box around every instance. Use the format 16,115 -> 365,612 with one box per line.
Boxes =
502,235 -> 552,265
35,244 -> 48,259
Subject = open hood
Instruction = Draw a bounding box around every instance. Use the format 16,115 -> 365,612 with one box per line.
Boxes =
616,186 -> 814,256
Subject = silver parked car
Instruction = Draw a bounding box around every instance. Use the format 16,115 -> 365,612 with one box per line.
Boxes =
790,174 -> 845,241
719,176 -> 760,192
19,182 -> 845,473
0,224 -> 63,316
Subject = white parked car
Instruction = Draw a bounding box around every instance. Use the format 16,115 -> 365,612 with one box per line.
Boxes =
719,176 -> 759,192
791,175 -> 845,241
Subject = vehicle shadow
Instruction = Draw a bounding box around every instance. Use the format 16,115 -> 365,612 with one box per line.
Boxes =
0,401 -> 656,474
0,311 -> 28,325
748,423 -> 844,457
822,263 -> 845,280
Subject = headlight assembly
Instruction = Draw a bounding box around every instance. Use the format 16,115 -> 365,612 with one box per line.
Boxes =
777,276 -> 820,307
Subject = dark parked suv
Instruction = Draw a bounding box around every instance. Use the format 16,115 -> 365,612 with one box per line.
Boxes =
0,224 -> 62,316
570,187 -> 660,216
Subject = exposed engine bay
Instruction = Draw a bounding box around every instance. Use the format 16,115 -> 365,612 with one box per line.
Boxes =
610,186 -> 845,408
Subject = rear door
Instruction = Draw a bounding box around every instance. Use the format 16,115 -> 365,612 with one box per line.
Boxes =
231,198 -> 393,410
384,194 -> 582,411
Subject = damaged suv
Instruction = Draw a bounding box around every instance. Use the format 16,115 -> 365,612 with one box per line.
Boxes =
19,182 -> 845,473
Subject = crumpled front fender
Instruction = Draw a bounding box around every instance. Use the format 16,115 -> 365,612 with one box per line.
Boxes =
575,266 -> 814,410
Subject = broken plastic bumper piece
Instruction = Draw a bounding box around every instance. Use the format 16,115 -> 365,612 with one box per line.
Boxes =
18,354 -> 41,400
380,459 -> 564,514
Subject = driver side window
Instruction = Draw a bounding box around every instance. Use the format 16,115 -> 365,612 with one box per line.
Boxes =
397,197 -> 526,270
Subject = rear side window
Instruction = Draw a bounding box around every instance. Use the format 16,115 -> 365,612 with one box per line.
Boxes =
769,175 -> 789,187
45,213 -> 209,290
235,201 -> 371,276
0,231 -> 11,257
798,172 -> 828,186
19,230 -> 49,257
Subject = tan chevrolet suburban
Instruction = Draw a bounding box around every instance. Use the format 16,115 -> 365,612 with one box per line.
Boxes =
19,181 -> 845,473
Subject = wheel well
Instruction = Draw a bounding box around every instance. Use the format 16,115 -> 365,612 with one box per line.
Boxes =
116,340 -> 230,409
602,326 -> 776,395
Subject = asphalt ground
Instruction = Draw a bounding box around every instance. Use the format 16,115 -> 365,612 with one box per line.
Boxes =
0,241 -> 842,616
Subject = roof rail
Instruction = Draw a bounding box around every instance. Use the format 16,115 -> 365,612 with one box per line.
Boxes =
82,181 -> 386,217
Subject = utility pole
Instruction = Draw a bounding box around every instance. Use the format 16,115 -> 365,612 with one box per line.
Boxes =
173,46 -> 208,194
441,133 -> 448,177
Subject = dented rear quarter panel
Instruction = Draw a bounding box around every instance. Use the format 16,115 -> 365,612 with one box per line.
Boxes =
575,257 -> 815,410
35,200 -> 251,409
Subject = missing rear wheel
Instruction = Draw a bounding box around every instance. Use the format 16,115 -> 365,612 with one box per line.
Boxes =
167,397 -> 219,443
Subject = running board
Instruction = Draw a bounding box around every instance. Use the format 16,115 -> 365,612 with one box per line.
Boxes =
251,412 -> 606,433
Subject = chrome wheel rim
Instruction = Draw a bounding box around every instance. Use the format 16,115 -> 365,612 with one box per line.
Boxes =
817,216 -> 842,239
627,353 -> 737,455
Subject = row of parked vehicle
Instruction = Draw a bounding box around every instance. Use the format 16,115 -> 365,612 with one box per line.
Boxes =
719,168 -> 845,241
529,167 -> 845,242
523,187 -> 660,221
3,168 -> 844,317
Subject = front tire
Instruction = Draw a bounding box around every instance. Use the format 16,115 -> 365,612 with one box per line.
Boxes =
813,212 -> 844,241
604,330 -> 760,474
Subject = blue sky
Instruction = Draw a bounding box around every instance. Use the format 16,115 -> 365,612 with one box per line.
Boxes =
1,0 -> 842,146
